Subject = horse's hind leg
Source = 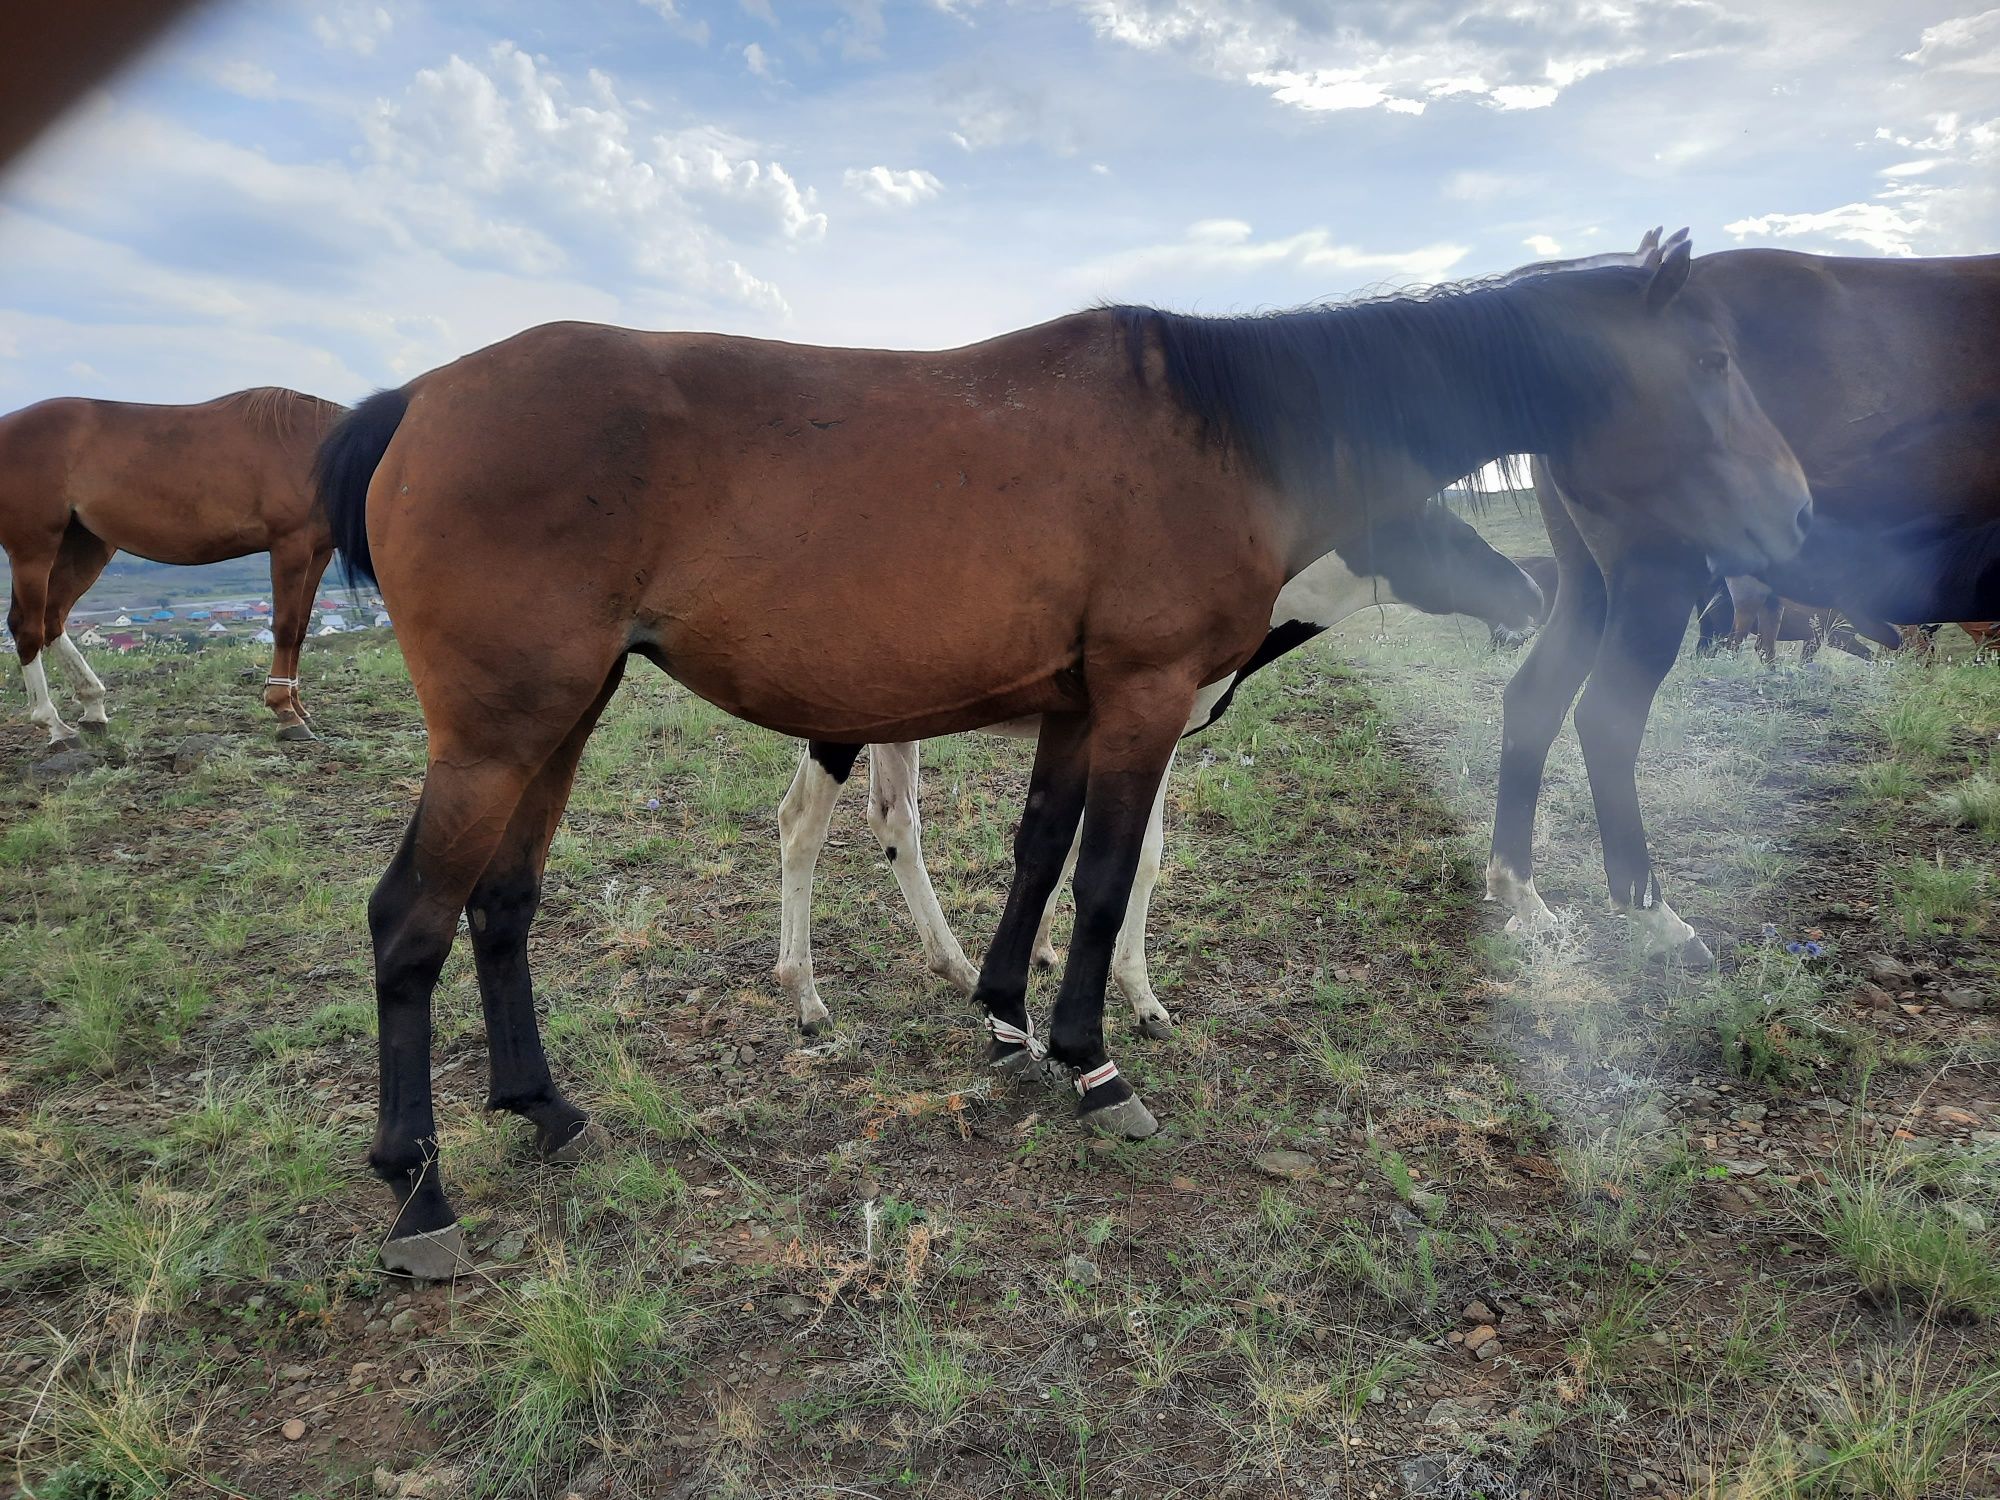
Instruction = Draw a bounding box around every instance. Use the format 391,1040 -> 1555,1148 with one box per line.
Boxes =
265,534 -> 325,739
867,741 -> 981,995
368,679 -> 609,1277
43,522 -> 114,732
774,741 -> 860,1034
1044,678 -> 1197,1137
1110,756 -> 1175,1040
469,662 -> 628,1164
8,548 -> 80,749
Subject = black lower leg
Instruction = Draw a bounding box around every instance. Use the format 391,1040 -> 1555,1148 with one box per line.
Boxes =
1490,571 -> 1606,880
366,822 -> 460,1240
973,713 -> 1089,1062
468,862 -> 588,1158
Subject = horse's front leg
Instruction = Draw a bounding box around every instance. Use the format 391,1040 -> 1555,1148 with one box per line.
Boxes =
1573,558 -> 1713,965
1045,678 -> 1196,1138
972,712 -> 1091,1077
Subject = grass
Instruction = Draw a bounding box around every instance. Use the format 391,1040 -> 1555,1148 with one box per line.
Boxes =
1890,855 -> 1989,939
3,591 -> 1998,1496
1804,1139 -> 2000,1320
450,1253 -> 681,1497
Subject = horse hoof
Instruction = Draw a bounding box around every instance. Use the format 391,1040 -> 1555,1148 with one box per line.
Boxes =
380,1221 -> 471,1281
1081,1092 -> 1159,1140
1672,933 -> 1717,968
79,720 -> 110,738
276,723 -> 317,743
1032,949 -> 1060,972
1135,1013 -> 1175,1042
49,736 -> 85,754
799,1014 -> 830,1040
990,1044 -> 1044,1080
542,1119 -> 605,1165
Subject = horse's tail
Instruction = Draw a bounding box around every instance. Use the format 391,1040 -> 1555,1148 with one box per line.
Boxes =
314,386 -> 410,590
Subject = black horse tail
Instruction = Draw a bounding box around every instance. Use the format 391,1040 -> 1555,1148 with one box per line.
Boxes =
315,387 -> 410,590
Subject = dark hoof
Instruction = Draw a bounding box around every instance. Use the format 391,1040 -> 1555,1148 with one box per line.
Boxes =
380,1221 -> 471,1281
1081,1093 -> 1159,1140
541,1119 -> 605,1165
79,719 -> 110,738
1032,950 -> 1060,972
990,1043 -> 1046,1080
799,1015 -> 829,1040
275,722 -> 317,743
50,735 -> 85,754
1135,1013 -> 1175,1042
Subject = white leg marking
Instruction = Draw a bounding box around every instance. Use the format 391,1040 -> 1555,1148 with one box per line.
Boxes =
1615,895 -> 1713,964
1034,825 -> 1081,971
1112,751 -> 1175,1032
1485,855 -> 1557,934
868,742 -> 981,994
775,750 -> 842,1033
51,634 -> 109,724
22,656 -> 79,745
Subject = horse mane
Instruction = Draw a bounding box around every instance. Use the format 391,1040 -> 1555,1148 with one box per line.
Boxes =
1105,268 -> 1644,505
223,386 -> 344,439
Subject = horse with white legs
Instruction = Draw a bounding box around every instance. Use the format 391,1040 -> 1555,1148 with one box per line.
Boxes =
773,502 -> 1546,1039
1,388 -> 343,748
315,239 -> 1809,1278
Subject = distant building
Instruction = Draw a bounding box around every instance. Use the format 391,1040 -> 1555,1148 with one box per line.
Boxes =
150,609 -> 174,621
319,612 -> 348,632
108,632 -> 141,652
77,626 -> 108,647
252,601 -> 272,616
252,627 -> 276,645
207,622 -> 228,635
373,611 -> 391,628
114,614 -> 132,626
188,610 -> 211,621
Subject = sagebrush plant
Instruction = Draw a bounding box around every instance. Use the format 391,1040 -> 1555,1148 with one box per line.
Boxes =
1934,772 -> 2000,840
1666,939 -> 1847,1086
1890,854 -> 1989,939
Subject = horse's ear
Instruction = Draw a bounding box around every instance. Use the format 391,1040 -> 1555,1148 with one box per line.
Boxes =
1664,226 -> 1691,251
1645,237 -> 1693,311
1638,226 -> 1662,254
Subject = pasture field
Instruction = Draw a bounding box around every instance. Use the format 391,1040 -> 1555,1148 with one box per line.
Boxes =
3,533 -> 1998,1499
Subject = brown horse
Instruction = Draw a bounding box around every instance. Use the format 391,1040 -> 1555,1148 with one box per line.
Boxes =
1,388 -> 343,746
1489,250 -> 2000,960
316,243 -> 1810,1277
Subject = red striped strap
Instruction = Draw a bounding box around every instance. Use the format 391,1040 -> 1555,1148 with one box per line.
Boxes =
986,1014 -> 1046,1060
1075,1060 -> 1119,1096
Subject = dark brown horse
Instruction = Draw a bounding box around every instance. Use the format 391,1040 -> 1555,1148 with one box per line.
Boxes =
316,244 -> 1810,1277
1,388 -> 343,746
1489,251 -> 2000,960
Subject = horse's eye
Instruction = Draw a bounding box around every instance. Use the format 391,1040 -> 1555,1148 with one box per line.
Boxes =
1698,350 -> 1729,374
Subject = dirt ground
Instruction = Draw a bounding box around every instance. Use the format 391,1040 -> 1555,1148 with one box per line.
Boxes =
3,560 -> 1997,1499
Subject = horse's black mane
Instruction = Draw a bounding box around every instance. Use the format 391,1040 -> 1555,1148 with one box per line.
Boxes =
1105,268 -> 1645,502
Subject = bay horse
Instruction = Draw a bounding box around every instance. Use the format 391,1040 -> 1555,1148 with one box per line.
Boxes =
1487,250 -> 2000,961
774,503 -> 1544,1039
317,240 -> 1811,1277
1,388 -> 344,746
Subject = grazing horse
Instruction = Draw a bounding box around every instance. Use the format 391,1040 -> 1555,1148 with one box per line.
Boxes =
1490,554 -> 1560,650
1488,250 -> 2000,961
775,504 -> 1545,1038
1,388 -> 344,746
316,243 -> 1810,1277
1715,577 -> 1894,663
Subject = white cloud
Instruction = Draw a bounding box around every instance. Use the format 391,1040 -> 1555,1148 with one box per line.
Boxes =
744,42 -> 773,77
1723,202 -> 1925,257
201,58 -> 280,99
1904,9 -> 2000,73
312,3 -> 393,56
843,165 -> 943,207
1523,234 -> 1562,256
636,0 -> 712,46
362,44 -> 825,310
1068,0 -> 1748,116
738,0 -> 777,22
1075,218 -> 1469,293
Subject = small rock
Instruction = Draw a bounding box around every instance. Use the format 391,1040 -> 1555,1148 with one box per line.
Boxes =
388,1309 -> 418,1336
1942,987 -> 1985,1013
1252,1149 -> 1317,1182
1063,1254 -> 1101,1287
29,749 -> 98,783
1169,1175 -> 1199,1193
171,733 -> 233,773
211,1340 -> 241,1363
277,1363 -> 311,1382
374,1468 -> 401,1495
1473,1338 -> 1501,1361
1461,1300 -> 1496,1325
491,1230 -> 527,1262
1855,982 -> 1895,1011
736,1044 -> 757,1066
280,1417 -> 307,1442
1464,1325 -> 1498,1356
1411,1189 -> 1448,1221
1867,953 -> 1912,984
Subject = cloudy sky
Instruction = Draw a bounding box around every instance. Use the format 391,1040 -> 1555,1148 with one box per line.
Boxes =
1,0 -> 1994,407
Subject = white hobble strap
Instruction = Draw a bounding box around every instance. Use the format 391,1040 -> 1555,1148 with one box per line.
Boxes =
265,675 -> 298,688
986,1014 -> 1046,1060
1075,1060 -> 1119,1097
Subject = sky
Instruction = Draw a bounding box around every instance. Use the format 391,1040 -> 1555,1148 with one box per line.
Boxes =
0,0 -> 1995,408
